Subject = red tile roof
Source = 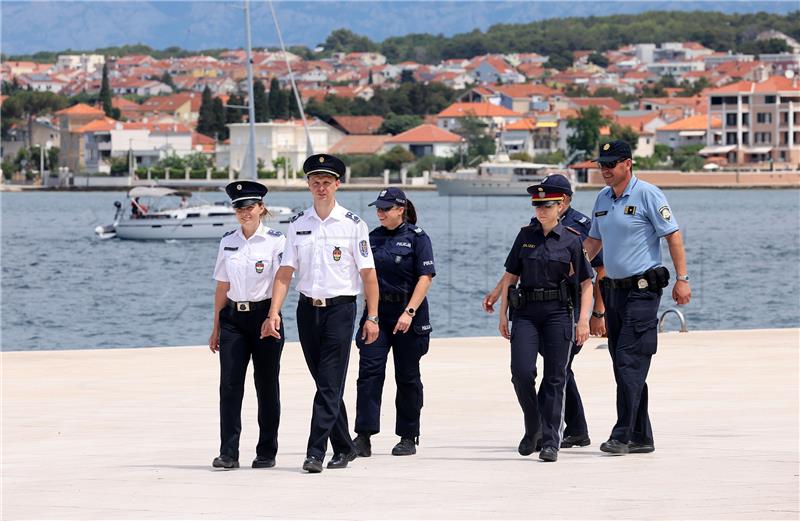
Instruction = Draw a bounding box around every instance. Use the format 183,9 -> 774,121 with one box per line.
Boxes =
437,102 -> 522,118
329,135 -> 393,155
55,103 -> 106,117
708,76 -> 798,94
657,114 -> 721,131
330,115 -> 385,135
505,118 -> 537,131
386,124 -> 464,144
493,83 -> 559,98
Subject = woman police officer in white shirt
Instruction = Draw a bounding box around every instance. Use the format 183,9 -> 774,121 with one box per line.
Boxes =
209,180 -> 286,470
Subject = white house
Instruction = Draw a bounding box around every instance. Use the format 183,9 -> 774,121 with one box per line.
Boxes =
383,124 -> 466,158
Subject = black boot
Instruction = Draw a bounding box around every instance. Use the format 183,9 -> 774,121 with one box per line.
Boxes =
391,437 -> 417,456
353,434 -> 372,457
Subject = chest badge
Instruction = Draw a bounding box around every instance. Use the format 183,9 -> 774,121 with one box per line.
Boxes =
332,246 -> 342,262
255,260 -> 265,273
624,205 -> 637,215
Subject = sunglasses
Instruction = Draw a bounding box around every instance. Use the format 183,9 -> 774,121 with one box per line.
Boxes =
532,201 -> 559,208
599,159 -> 626,169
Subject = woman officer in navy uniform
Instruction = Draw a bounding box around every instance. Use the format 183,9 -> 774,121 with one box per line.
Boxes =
498,183 -> 593,462
352,187 -> 435,458
209,180 -> 286,469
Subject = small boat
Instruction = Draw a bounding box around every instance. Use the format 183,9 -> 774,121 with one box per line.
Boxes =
433,155 -> 567,196
94,186 -> 293,240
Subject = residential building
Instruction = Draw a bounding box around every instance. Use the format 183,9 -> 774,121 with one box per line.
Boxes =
436,102 -> 523,134
495,84 -> 560,113
613,111 -> 667,157
655,114 -> 722,150
383,124 -> 465,158
1,119 -> 61,161
329,135 -> 393,156
499,118 -> 559,157
468,56 -> 525,84
56,103 -> 107,172
56,54 -> 105,73
329,115 -> 384,135
701,76 -> 800,166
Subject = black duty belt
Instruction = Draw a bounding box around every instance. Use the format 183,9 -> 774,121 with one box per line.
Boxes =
602,266 -> 670,291
300,294 -> 357,308
521,288 -> 566,302
379,293 -> 408,303
227,298 -> 271,312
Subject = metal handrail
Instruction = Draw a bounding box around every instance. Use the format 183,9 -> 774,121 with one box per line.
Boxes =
659,308 -> 688,333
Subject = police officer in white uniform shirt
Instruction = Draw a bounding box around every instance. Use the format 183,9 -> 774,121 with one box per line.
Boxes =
263,153 -> 380,473
209,180 -> 286,470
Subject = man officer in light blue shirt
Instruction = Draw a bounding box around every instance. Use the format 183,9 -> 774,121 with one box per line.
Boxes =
583,140 -> 691,455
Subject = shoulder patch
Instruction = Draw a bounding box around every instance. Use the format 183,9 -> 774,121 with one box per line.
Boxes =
222,229 -> 236,238
289,211 -> 304,223
565,226 -> 581,235
344,211 -> 360,223
578,216 -> 588,224
267,229 -> 283,237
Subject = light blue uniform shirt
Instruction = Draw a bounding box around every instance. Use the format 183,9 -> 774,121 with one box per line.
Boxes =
588,176 -> 679,279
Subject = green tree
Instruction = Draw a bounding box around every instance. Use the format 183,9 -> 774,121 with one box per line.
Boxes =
6,91 -> 66,148
253,80 -> 269,122
567,106 -> 608,160
160,71 -> 176,91
322,28 -> 377,53
400,70 -> 416,84
226,93 -> 245,125
99,63 -> 113,117
609,123 -> 639,155
212,97 -> 227,140
587,52 -> 609,68
268,78 -> 284,119
378,113 -> 422,135
452,115 -> 495,160
196,86 -> 215,137
381,146 -> 416,171
671,144 -> 705,172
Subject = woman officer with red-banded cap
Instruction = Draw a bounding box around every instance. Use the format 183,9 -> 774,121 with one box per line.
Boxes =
498,182 -> 593,462
209,180 -> 286,470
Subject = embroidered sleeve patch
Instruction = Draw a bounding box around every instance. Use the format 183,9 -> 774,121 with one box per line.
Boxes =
359,240 -> 369,257
658,206 -> 672,221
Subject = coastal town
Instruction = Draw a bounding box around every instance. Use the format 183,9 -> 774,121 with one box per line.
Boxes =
2,24 -> 799,188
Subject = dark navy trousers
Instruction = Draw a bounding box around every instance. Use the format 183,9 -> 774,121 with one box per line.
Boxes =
296,298 -> 357,460
510,301 -> 573,450
218,305 -> 284,461
542,341 -> 588,437
354,303 -> 430,438
602,285 -> 661,446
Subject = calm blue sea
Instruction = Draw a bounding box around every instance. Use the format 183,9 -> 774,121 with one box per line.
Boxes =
2,188 -> 799,350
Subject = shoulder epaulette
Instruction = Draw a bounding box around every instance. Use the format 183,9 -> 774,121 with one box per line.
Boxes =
289,211 -> 304,223
412,226 -> 425,236
267,229 -> 283,237
222,229 -> 236,238
345,211 -> 361,223
565,226 -> 581,235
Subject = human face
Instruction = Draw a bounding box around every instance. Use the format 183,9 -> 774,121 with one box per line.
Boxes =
376,205 -> 404,229
533,200 -> 563,226
600,158 -> 632,193
235,202 -> 263,228
307,174 -> 340,202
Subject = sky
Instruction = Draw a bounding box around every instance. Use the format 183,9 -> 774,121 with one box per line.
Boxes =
1,1 -> 797,56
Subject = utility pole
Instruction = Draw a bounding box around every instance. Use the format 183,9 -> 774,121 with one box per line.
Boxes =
243,0 -> 258,180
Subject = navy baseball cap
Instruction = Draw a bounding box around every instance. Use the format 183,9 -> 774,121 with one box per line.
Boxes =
303,153 -> 346,178
225,180 -> 268,208
538,173 -> 573,196
368,187 -> 407,209
596,140 -> 632,163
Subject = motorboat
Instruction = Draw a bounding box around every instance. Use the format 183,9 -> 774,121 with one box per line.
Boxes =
433,155 -> 567,196
94,186 -> 293,240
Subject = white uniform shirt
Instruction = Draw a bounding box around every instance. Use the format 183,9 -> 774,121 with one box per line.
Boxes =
281,203 -> 375,299
213,224 -> 286,302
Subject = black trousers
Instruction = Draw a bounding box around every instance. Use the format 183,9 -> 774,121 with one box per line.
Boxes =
354,302 -> 430,438
218,305 -> 284,460
510,301 -> 573,450
297,298 -> 357,460
602,285 -> 661,445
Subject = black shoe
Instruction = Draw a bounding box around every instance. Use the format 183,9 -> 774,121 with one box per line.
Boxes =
518,431 -> 543,456
302,456 -> 323,473
212,455 -> 239,469
600,438 -> 630,455
628,441 -> 655,453
391,437 -> 417,456
327,451 -> 357,469
252,456 -> 276,468
561,434 -> 591,448
353,434 -> 372,457
539,446 -> 558,462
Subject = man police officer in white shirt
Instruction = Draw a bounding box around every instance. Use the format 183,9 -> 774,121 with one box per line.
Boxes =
262,153 -> 380,473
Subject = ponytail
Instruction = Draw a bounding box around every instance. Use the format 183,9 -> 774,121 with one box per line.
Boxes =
403,199 -> 418,225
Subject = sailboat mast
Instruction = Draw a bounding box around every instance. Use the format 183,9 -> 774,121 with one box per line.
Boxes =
243,0 -> 258,180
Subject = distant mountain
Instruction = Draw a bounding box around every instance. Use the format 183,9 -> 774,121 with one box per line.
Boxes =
2,1 -> 797,56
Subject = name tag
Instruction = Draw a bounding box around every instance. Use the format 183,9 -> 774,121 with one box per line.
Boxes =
594,211 -> 608,217
296,230 -> 312,235
224,246 -> 238,251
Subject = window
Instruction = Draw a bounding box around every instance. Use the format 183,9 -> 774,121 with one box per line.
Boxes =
726,132 -> 737,145
742,133 -> 749,145
756,112 -> 772,124
711,96 -> 722,106
764,95 -> 776,104
726,113 -> 737,126
780,112 -> 789,125
741,113 -> 749,126
740,96 -> 749,105
781,131 -> 788,145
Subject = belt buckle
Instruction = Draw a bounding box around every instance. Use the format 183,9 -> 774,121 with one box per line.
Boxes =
312,298 -> 327,307
237,302 -> 250,312
637,278 -> 648,290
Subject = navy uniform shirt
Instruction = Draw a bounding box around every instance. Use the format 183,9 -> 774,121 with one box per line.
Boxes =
369,222 -> 435,295
505,221 -> 593,289
530,206 -> 603,268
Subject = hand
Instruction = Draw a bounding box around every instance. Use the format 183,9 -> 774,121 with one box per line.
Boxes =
209,327 -> 220,353
260,314 -> 282,339
672,280 -> 691,305
482,287 -> 502,314
361,320 -> 379,344
575,320 -> 589,347
499,317 -> 511,340
589,315 -> 606,337
393,312 -> 412,335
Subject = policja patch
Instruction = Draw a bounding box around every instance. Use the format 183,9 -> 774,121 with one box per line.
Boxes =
332,246 -> 342,261
255,260 -> 264,273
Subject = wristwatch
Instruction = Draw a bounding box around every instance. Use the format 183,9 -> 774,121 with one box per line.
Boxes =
591,311 -> 605,319
405,307 -> 416,317
676,274 -> 690,282
366,315 -> 379,324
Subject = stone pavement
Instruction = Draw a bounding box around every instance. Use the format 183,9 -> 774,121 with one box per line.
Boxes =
2,329 -> 798,519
